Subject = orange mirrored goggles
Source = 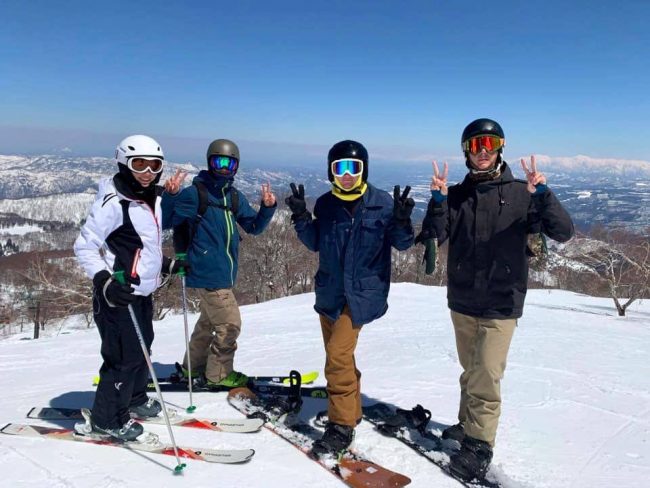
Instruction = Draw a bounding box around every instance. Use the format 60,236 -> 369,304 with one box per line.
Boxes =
462,135 -> 505,155
128,157 -> 164,174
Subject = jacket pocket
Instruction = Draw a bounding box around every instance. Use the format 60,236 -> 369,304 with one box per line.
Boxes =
315,270 -> 330,288
449,260 -> 474,287
355,275 -> 384,290
360,218 -> 384,249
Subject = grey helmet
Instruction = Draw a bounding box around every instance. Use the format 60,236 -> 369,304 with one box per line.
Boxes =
206,139 -> 240,163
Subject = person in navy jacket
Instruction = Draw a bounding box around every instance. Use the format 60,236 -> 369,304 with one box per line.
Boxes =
285,140 -> 414,458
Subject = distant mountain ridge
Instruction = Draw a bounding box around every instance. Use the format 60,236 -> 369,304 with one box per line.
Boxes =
1,154 -> 648,231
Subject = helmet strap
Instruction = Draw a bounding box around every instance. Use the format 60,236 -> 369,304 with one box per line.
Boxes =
467,157 -> 504,182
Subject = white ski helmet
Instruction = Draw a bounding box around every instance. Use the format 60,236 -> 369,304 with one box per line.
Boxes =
115,135 -> 164,166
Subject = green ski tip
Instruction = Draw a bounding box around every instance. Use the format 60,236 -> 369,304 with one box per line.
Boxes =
283,371 -> 319,385
92,376 -> 100,386
186,405 -> 196,413
174,463 -> 187,474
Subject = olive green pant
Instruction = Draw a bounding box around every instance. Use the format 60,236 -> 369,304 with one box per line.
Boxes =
451,310 -> 517,447
319,307 -> 362,428
183,288 -> 242,383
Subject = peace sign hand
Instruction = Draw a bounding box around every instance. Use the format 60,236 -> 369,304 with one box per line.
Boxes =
261,181 -> 276,207
431,161 -> 448,195
520,155 -> 547,193
285,182 -> 308,219
393,185 -> 415,226
164,169 -> 188,195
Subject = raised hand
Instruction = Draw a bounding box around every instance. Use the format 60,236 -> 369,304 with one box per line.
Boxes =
164,169 -> 188,195
431,161 -> 448,195
285,182 -> 308,219
393,185 -> 415,226
261,181 -> 276,207
520,155 -> 547,193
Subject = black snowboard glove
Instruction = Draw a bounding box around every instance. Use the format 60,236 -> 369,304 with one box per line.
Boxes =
285,182 -> 310,221
162,256 -> 190,276
392,185 -> 415,227
93,270 -> 136,307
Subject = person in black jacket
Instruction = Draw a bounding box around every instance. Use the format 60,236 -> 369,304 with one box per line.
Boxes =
418,118 -> 574,481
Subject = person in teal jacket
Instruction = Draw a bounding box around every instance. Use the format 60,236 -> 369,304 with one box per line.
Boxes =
162,139 -> 276,387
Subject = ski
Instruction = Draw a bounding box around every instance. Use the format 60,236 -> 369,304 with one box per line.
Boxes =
1,422 -> 255,464
26,407 -> 264,433
227,387 -> 411,488
362,403 -> 504,488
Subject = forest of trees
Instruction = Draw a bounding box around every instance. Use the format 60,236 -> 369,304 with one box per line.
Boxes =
0,208 -> 648,338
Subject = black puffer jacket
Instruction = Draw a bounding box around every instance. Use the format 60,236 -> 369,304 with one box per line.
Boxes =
428,163 -> 573,319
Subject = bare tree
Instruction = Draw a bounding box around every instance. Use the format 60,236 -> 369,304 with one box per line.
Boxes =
568,230 -> 650,316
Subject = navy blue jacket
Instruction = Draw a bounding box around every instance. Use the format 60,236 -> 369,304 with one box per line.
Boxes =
294,184 -> 414,325
162,171 -> 276,289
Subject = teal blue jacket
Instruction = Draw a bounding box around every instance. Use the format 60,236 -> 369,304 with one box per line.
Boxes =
162,171 -> 276,289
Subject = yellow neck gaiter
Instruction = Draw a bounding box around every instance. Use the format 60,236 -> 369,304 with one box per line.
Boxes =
331,181 -> 368,201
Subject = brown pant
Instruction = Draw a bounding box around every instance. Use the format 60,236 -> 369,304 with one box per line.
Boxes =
183,288 -> 242,383
451,310 -> 516,446
319,307 -> 362,427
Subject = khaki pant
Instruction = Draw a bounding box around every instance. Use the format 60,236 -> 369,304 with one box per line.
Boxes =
183,288 -> 242,383
450,310 -> 516,446
319,307 -> 362,427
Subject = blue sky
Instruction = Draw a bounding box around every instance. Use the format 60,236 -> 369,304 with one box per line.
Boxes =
1,0 -> 648,165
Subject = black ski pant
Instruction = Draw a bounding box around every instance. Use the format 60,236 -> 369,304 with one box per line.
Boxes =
91,290 -> 154,429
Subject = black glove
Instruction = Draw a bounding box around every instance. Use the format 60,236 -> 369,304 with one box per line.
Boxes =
93,270 -> 135,307
285,182 -> 309,221
393,185 -> 415,227
162,256 -> 190,276
415,227 -> 435,245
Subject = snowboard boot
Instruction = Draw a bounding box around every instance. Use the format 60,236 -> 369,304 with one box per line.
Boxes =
130,397 -> 162,419
310,422 -> 355,459
206,370 -> 249,388
449,435 -> 493,481
442,422 -> 465,442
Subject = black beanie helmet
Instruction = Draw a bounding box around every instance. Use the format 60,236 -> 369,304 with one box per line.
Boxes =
327,140 -> 369,182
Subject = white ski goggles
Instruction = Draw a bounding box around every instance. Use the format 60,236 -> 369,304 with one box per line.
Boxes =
127,157 -> 164,174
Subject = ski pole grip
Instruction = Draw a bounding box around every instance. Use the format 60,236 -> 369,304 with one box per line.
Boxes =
175,253 -> 187,276
113,270 -> 127,285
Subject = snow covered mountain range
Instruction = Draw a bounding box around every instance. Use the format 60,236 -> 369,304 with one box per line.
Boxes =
0,153 -> 648,231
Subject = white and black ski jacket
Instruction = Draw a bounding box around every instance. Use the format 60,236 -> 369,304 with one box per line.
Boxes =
74,177 -> 163,296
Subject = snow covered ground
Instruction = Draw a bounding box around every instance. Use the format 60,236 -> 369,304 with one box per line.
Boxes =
0,284 -> 648,487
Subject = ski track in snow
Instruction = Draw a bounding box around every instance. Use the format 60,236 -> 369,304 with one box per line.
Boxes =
0,284 -> 648,487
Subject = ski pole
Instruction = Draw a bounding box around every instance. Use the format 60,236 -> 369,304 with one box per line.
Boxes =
176,253 -> 195,413
114,271 -> 186,474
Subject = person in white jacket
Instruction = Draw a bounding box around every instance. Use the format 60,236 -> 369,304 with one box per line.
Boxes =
74,135 -> 186,441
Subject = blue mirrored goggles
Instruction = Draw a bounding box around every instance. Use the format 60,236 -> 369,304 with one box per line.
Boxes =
209,155 -> 239,172
331,158 -> 363,177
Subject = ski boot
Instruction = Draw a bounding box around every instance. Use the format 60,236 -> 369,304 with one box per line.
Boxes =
74,408 -> 144,442
449,435 -> 493,481
130,397 -> 162,419
442,422 -> 465,443
309,422 -> 355,459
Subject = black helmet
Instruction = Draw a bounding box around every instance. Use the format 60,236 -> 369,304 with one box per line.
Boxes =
206,139 -> 240,163
327,140 -> 369,182
461,118 -> 505,148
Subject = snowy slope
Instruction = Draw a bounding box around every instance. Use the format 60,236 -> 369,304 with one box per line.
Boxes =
0,284 -> 648,488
